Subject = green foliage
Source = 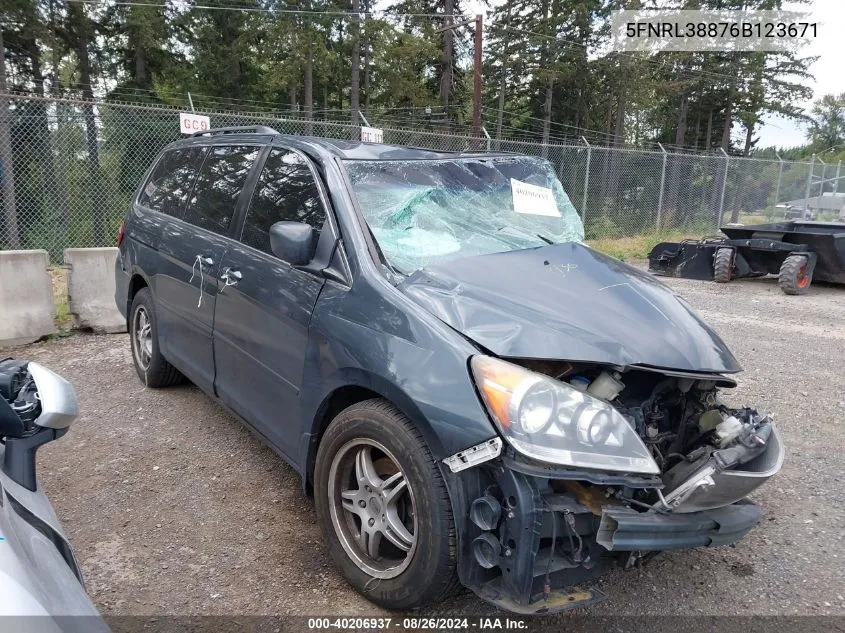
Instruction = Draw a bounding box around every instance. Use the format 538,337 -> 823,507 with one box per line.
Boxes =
0,0 -> 818,146
587,230 -> 706,262
584,214 -> 621,241
0,0 -> 829,254
806,93 -> 845,152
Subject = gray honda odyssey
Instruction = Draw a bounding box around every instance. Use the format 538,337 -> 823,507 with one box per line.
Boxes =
115,126 -> 783,614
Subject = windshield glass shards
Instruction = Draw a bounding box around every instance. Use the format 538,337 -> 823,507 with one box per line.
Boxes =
343,156 -> 584,273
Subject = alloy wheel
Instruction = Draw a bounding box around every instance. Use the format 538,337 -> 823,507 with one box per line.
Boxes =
327,438 -> 417,579
132,306 -> 153,371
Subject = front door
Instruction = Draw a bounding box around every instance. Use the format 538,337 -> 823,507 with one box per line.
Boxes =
213,147 -> 329,457
155,143 -> 262,393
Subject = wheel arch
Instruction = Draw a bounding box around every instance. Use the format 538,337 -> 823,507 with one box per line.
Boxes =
125,269 -> 151,326
301,372 -> 447,495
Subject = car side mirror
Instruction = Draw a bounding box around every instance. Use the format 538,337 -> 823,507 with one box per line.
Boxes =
269,221 -> 315,266
1,361 -> 78,491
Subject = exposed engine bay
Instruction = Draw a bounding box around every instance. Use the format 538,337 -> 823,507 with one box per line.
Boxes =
456,359 -> 783,613
519,359 -> 780,512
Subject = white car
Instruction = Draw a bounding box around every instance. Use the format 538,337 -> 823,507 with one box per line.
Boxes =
0,359 -> 109,632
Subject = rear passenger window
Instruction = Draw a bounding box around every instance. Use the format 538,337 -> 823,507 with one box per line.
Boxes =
138,147 -> 207,217
241,149 -> 327,255
183,145 -> 260,236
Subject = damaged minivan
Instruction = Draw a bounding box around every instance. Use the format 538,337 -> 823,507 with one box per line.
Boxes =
115,128 -> 784,614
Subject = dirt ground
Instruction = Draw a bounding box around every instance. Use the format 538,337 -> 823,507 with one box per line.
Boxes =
4,274 -> 845,619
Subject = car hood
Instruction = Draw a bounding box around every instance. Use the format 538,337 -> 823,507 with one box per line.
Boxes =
398,242 -> 741,373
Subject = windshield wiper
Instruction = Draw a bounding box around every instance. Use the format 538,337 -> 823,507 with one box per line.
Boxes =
536,234 -> 554,244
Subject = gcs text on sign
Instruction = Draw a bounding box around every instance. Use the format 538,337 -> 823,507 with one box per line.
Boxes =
360,126 -> 384,143
180,112 -> 211,134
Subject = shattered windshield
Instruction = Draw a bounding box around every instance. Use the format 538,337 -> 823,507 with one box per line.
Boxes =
343,155 -> 584,274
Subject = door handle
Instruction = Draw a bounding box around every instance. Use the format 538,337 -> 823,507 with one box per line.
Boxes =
220,267 -> 242,292
222,267 -> 242,282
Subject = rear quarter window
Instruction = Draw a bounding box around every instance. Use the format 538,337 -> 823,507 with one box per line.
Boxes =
138,147 -> 207,217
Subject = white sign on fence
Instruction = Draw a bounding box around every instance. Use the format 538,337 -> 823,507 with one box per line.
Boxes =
180,112 -> 211,134
360,126 -> 384,143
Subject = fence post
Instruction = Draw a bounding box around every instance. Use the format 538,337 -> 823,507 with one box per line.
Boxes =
656,142 -> 667,232
817,156 -> 826,197
774,153 -> 784,211
581,136 -> 591,222
802,154 -> 815,213
718,148 -> 729,228
835,160 -> 842,195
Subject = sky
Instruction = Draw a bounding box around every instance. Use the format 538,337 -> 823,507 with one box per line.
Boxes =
756,0 -> 845,149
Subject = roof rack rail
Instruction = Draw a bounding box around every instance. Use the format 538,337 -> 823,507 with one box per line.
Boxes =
190,125 -> 280,137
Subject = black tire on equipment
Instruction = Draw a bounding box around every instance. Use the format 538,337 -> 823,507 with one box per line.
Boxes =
778,254 -> 812,295
713,247 -> 733,283
314,398 -> 459,610
129,288 -> 185,387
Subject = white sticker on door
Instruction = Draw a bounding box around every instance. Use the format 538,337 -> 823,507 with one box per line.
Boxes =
510,178 -> 560,217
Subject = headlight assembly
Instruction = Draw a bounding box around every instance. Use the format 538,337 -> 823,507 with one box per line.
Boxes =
470,355 -> 659,475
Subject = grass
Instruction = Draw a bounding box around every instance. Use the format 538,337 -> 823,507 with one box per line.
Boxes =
730,213 -> 767,225
587,231 -> 707,262
721,212 -> 769,226
49,266 -> 74,334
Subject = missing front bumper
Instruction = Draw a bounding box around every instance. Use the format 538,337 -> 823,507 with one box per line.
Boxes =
455,463 -> 766,615
596,501 -> 762,551
476,581 -> 606,615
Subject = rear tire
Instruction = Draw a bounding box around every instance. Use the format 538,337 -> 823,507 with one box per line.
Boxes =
129,288 -> 184,387
778,255 -> 812,295
713,247 -> 733,283
314,399 -> 458,610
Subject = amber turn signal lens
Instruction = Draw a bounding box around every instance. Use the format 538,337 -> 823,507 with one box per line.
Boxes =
471,356 -> 527,429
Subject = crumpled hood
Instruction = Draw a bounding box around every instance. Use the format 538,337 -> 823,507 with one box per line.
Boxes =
399,242 -> 741,373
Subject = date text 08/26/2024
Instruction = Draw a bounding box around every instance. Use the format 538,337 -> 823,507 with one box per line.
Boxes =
307,618 -> 529,630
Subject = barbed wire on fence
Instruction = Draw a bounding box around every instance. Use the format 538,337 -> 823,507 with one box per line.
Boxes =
0,93 -> 833,262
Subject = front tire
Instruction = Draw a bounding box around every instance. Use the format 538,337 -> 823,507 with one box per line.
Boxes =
314,399 -> 458,610
129,288 -> 184,387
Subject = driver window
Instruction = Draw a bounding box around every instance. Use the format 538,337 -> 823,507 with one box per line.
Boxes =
241,149 -> 326,255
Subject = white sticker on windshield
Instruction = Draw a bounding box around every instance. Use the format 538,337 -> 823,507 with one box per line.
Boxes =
510,179 -> 560,217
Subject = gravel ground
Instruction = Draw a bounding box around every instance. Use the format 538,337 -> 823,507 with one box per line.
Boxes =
3,274 -> 845,619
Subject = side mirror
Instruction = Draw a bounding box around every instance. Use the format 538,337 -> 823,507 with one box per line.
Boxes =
1,361 -> 78,491
28,362 -> 79,430
269,221 -> 315,266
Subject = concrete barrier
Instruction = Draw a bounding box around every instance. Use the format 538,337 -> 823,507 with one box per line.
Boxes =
64,247 -> 126,334
0,250 -> 56,347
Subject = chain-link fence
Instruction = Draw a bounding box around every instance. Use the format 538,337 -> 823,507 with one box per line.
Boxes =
0,93 -> 835,262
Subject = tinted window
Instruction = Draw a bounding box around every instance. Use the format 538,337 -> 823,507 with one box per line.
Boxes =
183,145 -> 261,235
241,149 -> 326,255
138,147 -> 207,217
